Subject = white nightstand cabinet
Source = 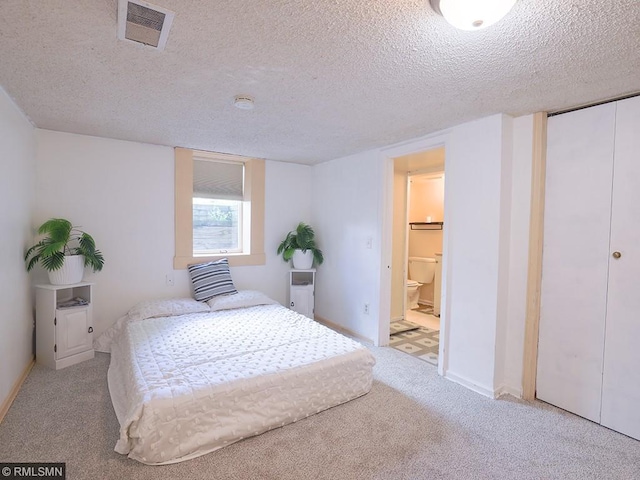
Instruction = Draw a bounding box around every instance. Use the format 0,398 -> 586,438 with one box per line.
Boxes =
289,269 -> 315,319
35,282 -> 94,370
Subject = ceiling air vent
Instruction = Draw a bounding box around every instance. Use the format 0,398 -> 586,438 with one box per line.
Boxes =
117,0 -> 175,51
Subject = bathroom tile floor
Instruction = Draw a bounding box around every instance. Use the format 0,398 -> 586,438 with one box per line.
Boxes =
389,308 -> 440,366
405,308 -> 440,331
389,327 -> 439,366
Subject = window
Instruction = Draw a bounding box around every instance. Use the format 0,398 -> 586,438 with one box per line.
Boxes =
192,157 -> 244,255
174,148 -> 265,268
193,198 -> 242,254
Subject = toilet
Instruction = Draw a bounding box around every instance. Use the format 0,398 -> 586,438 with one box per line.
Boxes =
406,257 -> 436,309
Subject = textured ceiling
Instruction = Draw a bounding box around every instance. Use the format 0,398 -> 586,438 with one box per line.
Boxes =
0,0 -> 638,164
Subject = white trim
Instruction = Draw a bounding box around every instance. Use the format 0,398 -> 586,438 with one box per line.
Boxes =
378,129 -> 452,375
377,156 -> 394,347
0,357 -> 34,424
402,174 -> 411,320
495,384 -> 523,399
314,314 -> 373,344
445,370 -> 496,399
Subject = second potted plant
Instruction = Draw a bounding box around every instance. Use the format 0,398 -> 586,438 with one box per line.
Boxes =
277,222 -> 324,269
25,218 -> 105,285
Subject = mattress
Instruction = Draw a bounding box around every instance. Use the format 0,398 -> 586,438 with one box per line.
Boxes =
107,303 -> 375,464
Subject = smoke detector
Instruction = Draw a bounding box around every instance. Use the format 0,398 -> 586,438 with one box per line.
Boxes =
117,0 -> 175,51
234,95 -> 255,110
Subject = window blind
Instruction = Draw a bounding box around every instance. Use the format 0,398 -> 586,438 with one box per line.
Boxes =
193,158 -> 244,200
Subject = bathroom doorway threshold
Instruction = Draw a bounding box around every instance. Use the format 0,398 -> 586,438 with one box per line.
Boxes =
406,308 -> 440,331
389,327 -> 439,366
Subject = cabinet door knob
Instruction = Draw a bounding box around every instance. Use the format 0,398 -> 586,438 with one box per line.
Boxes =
290,302 -> 294,307
88,326 -> 94,333
612,251 -> 622,259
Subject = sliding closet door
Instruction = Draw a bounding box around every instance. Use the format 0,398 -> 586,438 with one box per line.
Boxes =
537,103 -> 616,422
600,96 -> 640,440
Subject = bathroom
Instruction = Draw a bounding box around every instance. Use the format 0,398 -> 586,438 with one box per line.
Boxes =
389,167 -> 444,366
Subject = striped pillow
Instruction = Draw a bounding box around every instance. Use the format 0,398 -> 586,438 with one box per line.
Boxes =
187,258 -> 238,302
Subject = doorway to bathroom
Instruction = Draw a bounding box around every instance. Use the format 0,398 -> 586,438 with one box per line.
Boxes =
388,148 -> 445,366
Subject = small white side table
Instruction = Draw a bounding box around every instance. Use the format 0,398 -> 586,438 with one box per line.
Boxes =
288,269 -> 315,319
35,282 -> 94,370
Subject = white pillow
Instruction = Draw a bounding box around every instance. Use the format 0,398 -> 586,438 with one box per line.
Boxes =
127,298 -> 210,322
207,290 -> 278,311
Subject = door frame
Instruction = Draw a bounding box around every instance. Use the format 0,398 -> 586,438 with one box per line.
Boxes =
378,130 -> 451,376
521,112 -> 548,400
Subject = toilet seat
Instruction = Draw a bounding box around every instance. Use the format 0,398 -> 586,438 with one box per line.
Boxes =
406,279 -> 421,287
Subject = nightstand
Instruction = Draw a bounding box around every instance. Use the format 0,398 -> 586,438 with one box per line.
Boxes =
35,282 -> 94,369
289,269 -> 315,319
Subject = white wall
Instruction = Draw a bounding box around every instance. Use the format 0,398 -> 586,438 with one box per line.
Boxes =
232,160 -> 313,301
311,151 -> 382,341
313,113 -> 534,398
34,130 -> 311,338
442,114 -> 513,395
501,114 -> 534,396
0,87 -> 35,409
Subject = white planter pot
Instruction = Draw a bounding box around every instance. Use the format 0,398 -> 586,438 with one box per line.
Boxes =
48,255 -> 85,285
292,250 -> 313,269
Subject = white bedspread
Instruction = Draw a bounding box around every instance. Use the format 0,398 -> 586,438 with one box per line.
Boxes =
108,304 -> 375,464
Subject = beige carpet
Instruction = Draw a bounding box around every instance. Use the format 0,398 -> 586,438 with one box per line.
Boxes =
1,347 -> 639,479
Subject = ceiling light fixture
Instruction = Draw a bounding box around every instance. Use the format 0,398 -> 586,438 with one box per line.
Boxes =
234,95 -> 255,110
430,0 -> 516,31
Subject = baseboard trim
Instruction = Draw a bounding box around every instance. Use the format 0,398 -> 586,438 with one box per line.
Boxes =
494,384 -> 523,399
0,356 -> 35,424
444,370 -> 496,399
314,315 -> 372,344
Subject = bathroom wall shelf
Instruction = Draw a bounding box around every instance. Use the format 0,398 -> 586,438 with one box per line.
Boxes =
410,222 -> 444,231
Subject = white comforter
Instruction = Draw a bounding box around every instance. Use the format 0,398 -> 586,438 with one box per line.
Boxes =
108,304 -> 375,464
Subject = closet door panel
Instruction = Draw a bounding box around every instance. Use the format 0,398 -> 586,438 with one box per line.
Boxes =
537,103 -> 616,422
601,96 -> 640,440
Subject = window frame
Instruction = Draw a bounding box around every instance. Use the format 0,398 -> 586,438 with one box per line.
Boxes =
174,147 -> 265,268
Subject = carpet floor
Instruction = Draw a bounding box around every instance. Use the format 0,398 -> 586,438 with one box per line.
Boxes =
1,348 -> 639,479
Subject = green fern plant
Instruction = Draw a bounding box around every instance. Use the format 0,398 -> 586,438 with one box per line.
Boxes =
276,222 -> 324,266
25,218 -> 105,272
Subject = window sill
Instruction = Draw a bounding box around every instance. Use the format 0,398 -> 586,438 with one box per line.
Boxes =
174,252 -> 266,269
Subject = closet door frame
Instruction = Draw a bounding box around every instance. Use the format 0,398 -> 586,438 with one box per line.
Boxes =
521,112 -> 547,400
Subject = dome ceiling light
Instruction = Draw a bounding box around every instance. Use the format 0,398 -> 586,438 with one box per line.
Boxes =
430,0 -> 517,31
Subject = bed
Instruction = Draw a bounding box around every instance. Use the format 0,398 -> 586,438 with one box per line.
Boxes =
96,292 -> 375,465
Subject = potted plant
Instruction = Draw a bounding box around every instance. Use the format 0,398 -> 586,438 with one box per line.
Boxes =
277,222 -> 324,269
25,218 -> 105,285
